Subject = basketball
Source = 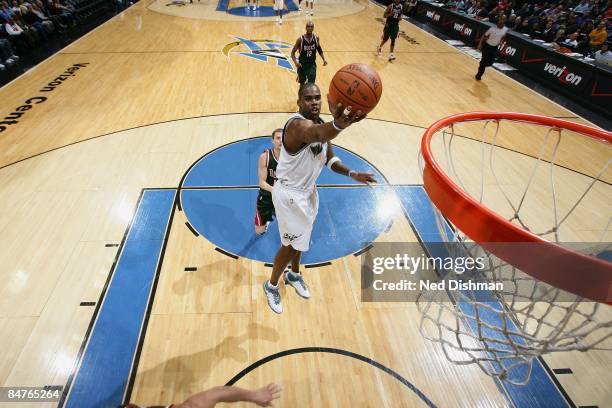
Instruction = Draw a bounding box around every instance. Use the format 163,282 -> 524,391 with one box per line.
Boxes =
328,63 -> 383,115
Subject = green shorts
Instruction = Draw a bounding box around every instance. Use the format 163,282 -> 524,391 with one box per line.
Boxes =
297,62 -> 317,84
383,23 -> 399,41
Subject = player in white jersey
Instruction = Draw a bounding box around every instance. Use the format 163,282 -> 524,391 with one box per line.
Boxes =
304,0 -> 314,16
273,0 -> 284,25
263,83 -> 377,314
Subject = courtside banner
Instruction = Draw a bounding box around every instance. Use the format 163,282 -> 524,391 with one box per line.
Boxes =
415,1 -> 612,115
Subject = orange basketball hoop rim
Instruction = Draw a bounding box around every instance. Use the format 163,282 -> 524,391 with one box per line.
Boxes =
420,112 -> 612,303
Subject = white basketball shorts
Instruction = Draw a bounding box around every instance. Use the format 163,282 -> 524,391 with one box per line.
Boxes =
274,0 -> 284,10
272,181 -> 319,252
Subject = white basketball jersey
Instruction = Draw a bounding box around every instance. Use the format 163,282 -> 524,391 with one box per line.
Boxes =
275,113 -> 328,191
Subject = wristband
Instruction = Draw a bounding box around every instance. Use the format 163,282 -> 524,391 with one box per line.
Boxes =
332,120 -> 345,131
327,156 -> 341,170
348,170 -> 357,178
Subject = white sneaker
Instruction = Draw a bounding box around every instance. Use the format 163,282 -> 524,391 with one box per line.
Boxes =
10,55 -> 19,61
284,271 -> 311,299
279,18 -> 283,25
0,63 -> 5,71
263,281 -> 283,313
388,53 -> 396,61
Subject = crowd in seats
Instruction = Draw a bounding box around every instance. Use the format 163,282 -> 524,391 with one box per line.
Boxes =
443,0 -> 612,65
0,0 -> 126,71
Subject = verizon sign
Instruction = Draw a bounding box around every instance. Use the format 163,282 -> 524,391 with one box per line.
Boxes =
544,63 -> 583,85
453,23 -> 473,36
426,10 -> 441,22
499,41 -> 516,57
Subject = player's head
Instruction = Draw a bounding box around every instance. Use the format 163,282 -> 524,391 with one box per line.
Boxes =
306,21 -> 314,34
297,82 -> 321,119
394,0 -> 401,4
271,128 -> 282,149
497,14 -> 506,27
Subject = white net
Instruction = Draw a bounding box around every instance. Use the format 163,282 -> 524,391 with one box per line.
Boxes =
417,116 -> 612,385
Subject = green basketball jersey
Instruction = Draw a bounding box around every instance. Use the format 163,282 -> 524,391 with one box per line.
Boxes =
298,34 -> 319,65
386,3 -> 403,26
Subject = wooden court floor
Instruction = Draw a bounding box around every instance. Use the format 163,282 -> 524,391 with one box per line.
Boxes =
0,0 -> 610,407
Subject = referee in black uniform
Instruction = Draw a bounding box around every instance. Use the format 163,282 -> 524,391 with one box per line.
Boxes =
476,15 -> 508,80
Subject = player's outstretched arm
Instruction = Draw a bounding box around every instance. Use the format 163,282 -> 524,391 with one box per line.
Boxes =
326,143 -> 377,186
287,96 -> 365,146
178,383 -> 282,408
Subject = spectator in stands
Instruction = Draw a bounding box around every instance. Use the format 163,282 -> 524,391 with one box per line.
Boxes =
574,0 -> 594,14
544,4 -> 563,18
515,3 -> 530,18
531,15 -> 550,38
604,0 -> 612,19
47,0 -> 75,27
594,41 -> 612,65
515,16 -> 533,33
506,13 -> 517,27
458,0 -> 468,12
28,3 -> 55,34
577,9 -> 594,26
466,0 -> 480,15
553,25 -> 566,40
15,8 -> 43,45
564,12 -> 579,33
4,17 -> 30,48
0,1 -> 13,21
532,3 -> 545,17
561,31 -> 581,49
33,0 -> 66,31
542,19 -> 559,41
473,1 -> 490,19
20,4 -> 49,40
576,30 -> 593,54
404,0 -> 418,16
580,19 -> 595,35
0,35 -> 19,70
588,20 -> 608,48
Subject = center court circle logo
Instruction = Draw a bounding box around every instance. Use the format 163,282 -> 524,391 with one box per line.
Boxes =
179,137 -> 393,264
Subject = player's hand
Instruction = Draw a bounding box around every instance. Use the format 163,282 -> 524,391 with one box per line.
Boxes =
351,171 -> 377,186
251,383 -> 282,406
327,94 -> 366,129
295,61 -> 302,68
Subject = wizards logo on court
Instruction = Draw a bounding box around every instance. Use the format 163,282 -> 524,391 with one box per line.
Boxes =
223,36 -> 295,72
